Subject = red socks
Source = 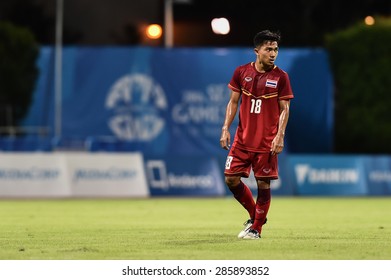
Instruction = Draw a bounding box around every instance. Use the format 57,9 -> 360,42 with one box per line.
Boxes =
229,181 -> 256,220
230,181 -> 271,234
252,188 -> 271,233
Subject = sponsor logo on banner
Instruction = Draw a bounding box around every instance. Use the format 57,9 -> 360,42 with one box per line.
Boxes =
363,157 -> 391,195
0,153 -> 149,198
369,171 -> 391,183
145,158 -> 225,196
67,153 -> 149,197
72,167 -> 137,183
105,74 -> 168,141
295,164 -> 359,185
290,156 -> 368,195
0,167 -> 59,180
147,160 -> 215,190
0,153 -> 69,198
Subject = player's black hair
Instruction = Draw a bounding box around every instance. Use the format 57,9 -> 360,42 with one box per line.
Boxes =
253,30 -> 281,48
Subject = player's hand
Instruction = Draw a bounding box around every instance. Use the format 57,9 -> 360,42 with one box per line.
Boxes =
220,129 -> 231,150
271,135 -> 284,155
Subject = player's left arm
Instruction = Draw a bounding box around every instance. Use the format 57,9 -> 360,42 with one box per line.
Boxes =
271,99 -> 290,155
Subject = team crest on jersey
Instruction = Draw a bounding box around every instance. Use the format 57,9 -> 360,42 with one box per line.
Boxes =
244,77 -> 252,82
265,79 -> 278,88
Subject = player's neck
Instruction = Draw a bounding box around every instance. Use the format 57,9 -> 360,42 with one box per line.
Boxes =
254,61 -> 275,73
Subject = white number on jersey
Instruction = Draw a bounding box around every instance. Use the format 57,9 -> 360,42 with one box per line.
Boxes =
250,98 -> 262,114
225,156 -> 233,170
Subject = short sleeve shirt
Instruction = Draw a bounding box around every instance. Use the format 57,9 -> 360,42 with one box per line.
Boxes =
228,62 -> 294,152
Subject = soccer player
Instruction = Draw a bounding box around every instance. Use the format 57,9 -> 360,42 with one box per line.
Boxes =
220,30 -> 294,239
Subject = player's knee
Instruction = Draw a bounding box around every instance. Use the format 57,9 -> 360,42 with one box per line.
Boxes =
256,179 -> 271,190
225,176 -> 241,189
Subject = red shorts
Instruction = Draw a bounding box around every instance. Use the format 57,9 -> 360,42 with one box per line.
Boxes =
224,147 -> 279,180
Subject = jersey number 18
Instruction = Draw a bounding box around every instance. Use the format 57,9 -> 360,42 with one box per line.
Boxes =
250,99 -> 262,114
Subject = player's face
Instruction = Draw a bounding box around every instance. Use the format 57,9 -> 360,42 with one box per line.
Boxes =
254,41 -> 279,70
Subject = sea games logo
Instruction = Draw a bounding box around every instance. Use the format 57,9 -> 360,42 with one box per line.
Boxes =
105,74 -> 168,140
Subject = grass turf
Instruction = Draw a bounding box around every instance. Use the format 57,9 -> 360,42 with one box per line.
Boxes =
0,197 -> 390,260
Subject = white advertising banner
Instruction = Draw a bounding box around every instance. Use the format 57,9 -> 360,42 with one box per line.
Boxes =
66,152 -> 149,198
0,152 -> 149,198
0,153 -> 70,198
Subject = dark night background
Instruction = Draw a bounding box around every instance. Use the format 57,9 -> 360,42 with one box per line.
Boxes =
1,0 -> 390,47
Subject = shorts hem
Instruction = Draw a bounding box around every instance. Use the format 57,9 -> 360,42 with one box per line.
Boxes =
224,172 -> 250,178
254,175 -> 279,180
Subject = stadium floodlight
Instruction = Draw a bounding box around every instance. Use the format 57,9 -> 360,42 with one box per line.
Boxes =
211,18 -> 230,35
146,24 -> 163,39
364,15 -> 375,26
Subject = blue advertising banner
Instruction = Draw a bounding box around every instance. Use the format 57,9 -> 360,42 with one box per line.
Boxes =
288,155 -> 367,196
363,156 -> 391,195
23,46 -> 334,155
144,156 -> 226,196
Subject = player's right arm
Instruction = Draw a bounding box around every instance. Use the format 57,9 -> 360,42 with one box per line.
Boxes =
220,90 -> 240,150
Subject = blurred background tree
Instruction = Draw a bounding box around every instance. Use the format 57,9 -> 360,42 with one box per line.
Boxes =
326,17 -> 391,154
0,21 -> 39,135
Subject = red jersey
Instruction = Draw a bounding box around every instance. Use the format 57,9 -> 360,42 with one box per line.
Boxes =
228,62 -> 294,152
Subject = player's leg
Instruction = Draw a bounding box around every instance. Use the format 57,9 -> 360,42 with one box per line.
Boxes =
253,179 -> 271,231
225,175 -> 256,238
224,148 -> 255,236
242,152 -> 277,239
225,175 -> 255,221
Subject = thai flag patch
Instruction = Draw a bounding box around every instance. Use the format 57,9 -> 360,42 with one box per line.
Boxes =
265,79 -> 278,88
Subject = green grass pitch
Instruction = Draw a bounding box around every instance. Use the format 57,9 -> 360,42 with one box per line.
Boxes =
0,197 -> 390,260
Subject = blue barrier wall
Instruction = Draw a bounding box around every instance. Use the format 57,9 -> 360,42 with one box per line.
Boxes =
1,151 -> 390,197
218,154 -> 391,197
288,155 -> 367,195
22,46 -> 334,155
286,155 -> 391,196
